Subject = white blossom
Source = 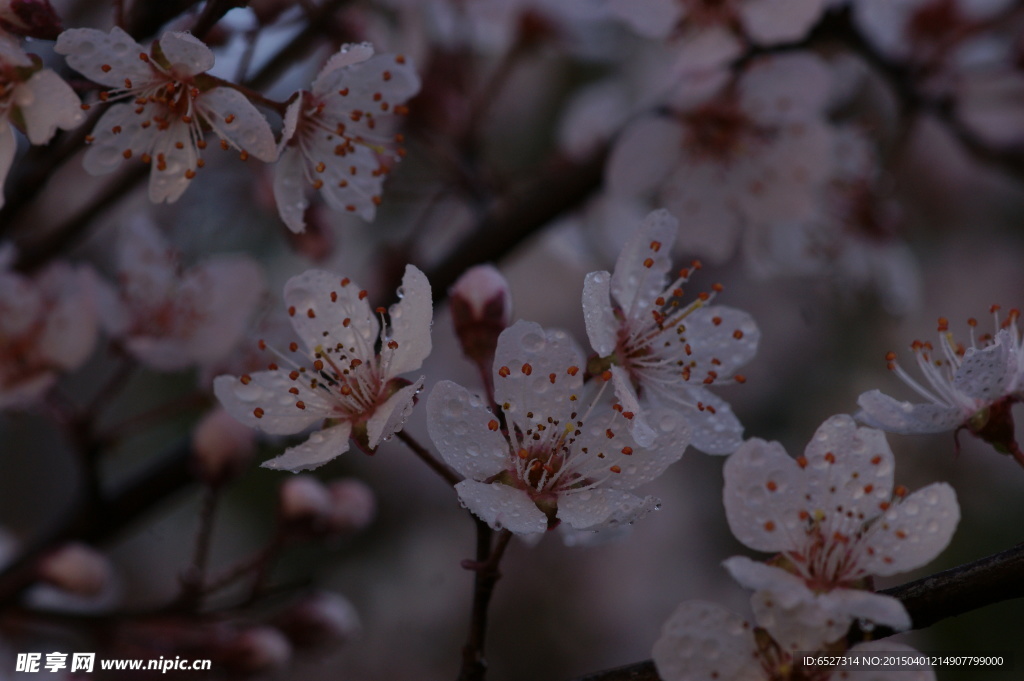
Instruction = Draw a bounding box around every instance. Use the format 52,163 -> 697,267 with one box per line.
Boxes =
55,27 -> 277,203
96,219 -> 265,372
722,415 -> 959,650
427,320 -> 689,536
582,209 -> 759,453
274,43 -> 420,232
214,265 -> 433,472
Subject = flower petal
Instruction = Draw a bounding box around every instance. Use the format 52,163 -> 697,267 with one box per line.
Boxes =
312,43 -> 375,92
581,270 -> 618,357
56,27 -> 152,88
366,378 -> 422,449
17,69 -> 83,145
606,115 -> 683,198
158,31 -> 215,76
723,438 -> 807,552
273,145 -> 311,233
557,488 -> 658,532
382,264 -> 432,377
199,87 -> 277,162
652,600 -> 761,681
261,422 -> 352,472
493,321 -> 584,434
283,269 -> 377,354
214,371 -> 332,435
953,333 -> 1014,401
455,480 -> 547,535
610,365 -> 657,448
427,380 -> 509,481
148,120 -> 197,203
738,0 -> 826,46
863,482 -> 960,576
674,386 -> 744,455
179,256 -> 265,366
855,390 -> 964,434
81,104 -> 158,177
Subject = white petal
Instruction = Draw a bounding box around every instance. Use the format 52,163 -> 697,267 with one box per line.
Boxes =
312,43 -> 375,92
36,265 -> 99,370
606,0 -> 684,39
723,438 -> 807,552
855,390 -> 964,434
148,121 -> 197,203
493,321 -> 584,434
738,0 -> 826,46
81,104 -> 158,176
273,145 -> 310,233
739,52 -> 832,124
581,270 -> 618,357
606,115 -> 683,198
213,372 -> 332,435
673,387 -> 745,455
610,208 -> 678,316
671,25 -> 743,73
179,256 -> 265,366
662,160 -> 742,263
157,32 -> 215,76
821,589 -> 910,631
283,269 -> 377,354
652,601 -> 761,681
17,70 -> 83,144
455,480 -> 547,535
863,482 -> 960,576
383,264 -> 432,377
261,423 -> 352,472
427,380 -> 510,481
610,365 -> 657,448
680,305 -> 760,376
802,414 -> 896,524
366,378 -> 422,449
953,334 -> 1013,401
55,27 -> 152,88
557,488 -> 657,531
199,87 -> 277,162
316,143 -> 385,221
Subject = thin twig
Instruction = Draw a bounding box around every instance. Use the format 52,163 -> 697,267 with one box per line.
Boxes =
458,526 -> 513,681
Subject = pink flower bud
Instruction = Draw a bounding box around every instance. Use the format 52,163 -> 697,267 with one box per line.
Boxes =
276,592 -> 361,648
223,627 -> 291,674
0,0 -> 62,40
279,476 -> 333,525
449,265 -> 512,365
37,543 -> 110,597
192,407 -> 255,484
326,479 -> 376,534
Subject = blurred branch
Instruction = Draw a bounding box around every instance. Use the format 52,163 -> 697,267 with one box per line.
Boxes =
566,541 -> 1024,681
422,146 -> 608,304
0,441 -> 195,609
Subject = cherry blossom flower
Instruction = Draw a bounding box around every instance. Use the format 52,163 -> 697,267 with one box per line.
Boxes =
214,265 -> 433,472
55,27 -> 277,203
606,53 -> 835,264
96,219 -> 265,372
0,247 -> 99,410
583,209 -> 759,453
857,309 -> 1024,463
274,43 -> 419,232
722,415 -> 959,650
653,600 -> 936,681
0,33 -> 83,208
427,320 -> 690,536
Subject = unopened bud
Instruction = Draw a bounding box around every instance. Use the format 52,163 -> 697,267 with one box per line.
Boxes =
0,0 -> 62,39
192,407 -> 255,484
276,592 -> 361,648
279,475 -> 333,526
326,479 -> 376,534
450,265 -> 512,365
37,543 -> 110,597
222,626 -> 292,674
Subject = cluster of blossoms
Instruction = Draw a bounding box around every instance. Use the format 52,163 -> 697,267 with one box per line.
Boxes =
0,25 -> 421,230
654,414 -> 959,680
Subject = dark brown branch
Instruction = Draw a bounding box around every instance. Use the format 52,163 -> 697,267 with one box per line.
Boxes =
458,526 -> 513,681
0,441 -> 195,609
566,541 -> 1024,681
423,146 -> 608,305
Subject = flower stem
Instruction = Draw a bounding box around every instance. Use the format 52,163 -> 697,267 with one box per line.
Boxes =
457,524 -> 512,681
